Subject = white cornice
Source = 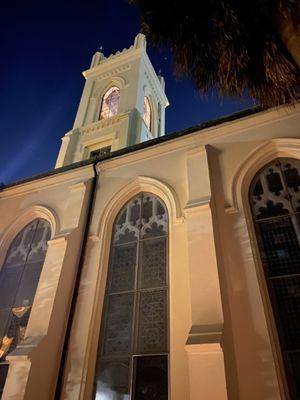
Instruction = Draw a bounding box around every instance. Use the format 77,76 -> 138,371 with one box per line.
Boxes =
203,104 -> 300,142
94,64 -> 131,83
82,47 -> 143,79
79,112 -> 129,136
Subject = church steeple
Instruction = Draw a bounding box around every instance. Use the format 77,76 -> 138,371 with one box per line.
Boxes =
55,34 -> 169,168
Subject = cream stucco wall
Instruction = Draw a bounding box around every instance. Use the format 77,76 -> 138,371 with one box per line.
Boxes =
60,104 -> 300,400
1,104 -> 300,400
0,165 -> 95,399
206,106 -> 300,400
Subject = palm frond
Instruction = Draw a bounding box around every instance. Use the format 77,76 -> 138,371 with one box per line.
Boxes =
132,0 -> 300,107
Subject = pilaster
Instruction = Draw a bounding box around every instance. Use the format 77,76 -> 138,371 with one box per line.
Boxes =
184,146 -> 227,399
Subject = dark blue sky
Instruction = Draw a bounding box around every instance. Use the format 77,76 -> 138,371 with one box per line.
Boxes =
0,0 -> 254,184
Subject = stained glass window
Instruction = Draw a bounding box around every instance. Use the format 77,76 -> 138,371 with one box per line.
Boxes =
94,193 -> 168,400
250,158 -> 300,399
0,219 -> 50,397
100,87 -> 120,120
143,97 -> 151,131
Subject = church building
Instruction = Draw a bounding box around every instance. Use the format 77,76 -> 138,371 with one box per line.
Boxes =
0,33 -> 300,400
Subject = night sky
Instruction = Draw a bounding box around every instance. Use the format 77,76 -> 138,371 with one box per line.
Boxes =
0,0 -> 254,185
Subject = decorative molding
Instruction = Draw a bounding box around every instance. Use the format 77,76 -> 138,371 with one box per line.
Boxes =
68,181 -> 88,193
227,138 -> 300,213
186,146 -> 206,158
95,71 -> 129,85
223,205 -> 237,215
97,176 -> 184,240
186,323 -> 223,346
184,198 -> 211,213
81,133 -> 116,150
144,71 -> 160,104
79,112 -> 128,136
85,52 -> 134,78
185,342 -> 223,354
47,236 -> 67,246
88,234 -> 101,243
141,55 -> 169,107
82,48 -> 139,79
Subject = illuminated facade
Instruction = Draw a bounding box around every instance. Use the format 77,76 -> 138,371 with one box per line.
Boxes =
0,33 -> 300,400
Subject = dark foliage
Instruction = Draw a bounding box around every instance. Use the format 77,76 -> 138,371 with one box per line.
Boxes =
132,0 -> 300,106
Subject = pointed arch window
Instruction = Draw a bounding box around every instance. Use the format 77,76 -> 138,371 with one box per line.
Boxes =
100,86 -> 120,120
249,158 -> 300,399
0,219 -> 51,397
94,193 -> 168,400
143,97 -> 151,131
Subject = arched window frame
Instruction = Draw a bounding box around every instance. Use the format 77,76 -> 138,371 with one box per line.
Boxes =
99,86 -> 120,120
227,139 -> 300,399
248,157 -> 300,400
143,96 -> 152,132
93,191 -> 170,399
0,218 -> 51,395
80,177 -> 183,399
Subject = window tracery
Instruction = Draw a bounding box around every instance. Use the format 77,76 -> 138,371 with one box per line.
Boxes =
249,158 -> 300,399
0,219 -> 51,397
94,193 -> 168,400
100,86 -> 120,120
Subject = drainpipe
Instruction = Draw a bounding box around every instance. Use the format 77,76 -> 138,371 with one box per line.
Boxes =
55,161 -> 98,399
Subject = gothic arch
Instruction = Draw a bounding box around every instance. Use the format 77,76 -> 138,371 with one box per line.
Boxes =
93,191 -> 169,398
97,176 -> 183,240
94,76 -> 127,95
230,138 -> 300,213
230,139 -> 300,398
143,86 -> 158,136
93,78 -> 125,123
0,205 -> 59,267
82,177 -> 183,397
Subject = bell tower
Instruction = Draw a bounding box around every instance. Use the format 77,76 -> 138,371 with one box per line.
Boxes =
55,34 -> 169,168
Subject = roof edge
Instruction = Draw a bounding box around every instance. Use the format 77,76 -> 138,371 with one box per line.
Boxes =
2,105 -> 264,190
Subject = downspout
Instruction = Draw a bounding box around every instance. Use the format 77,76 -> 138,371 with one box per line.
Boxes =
55,161 -> 98,399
